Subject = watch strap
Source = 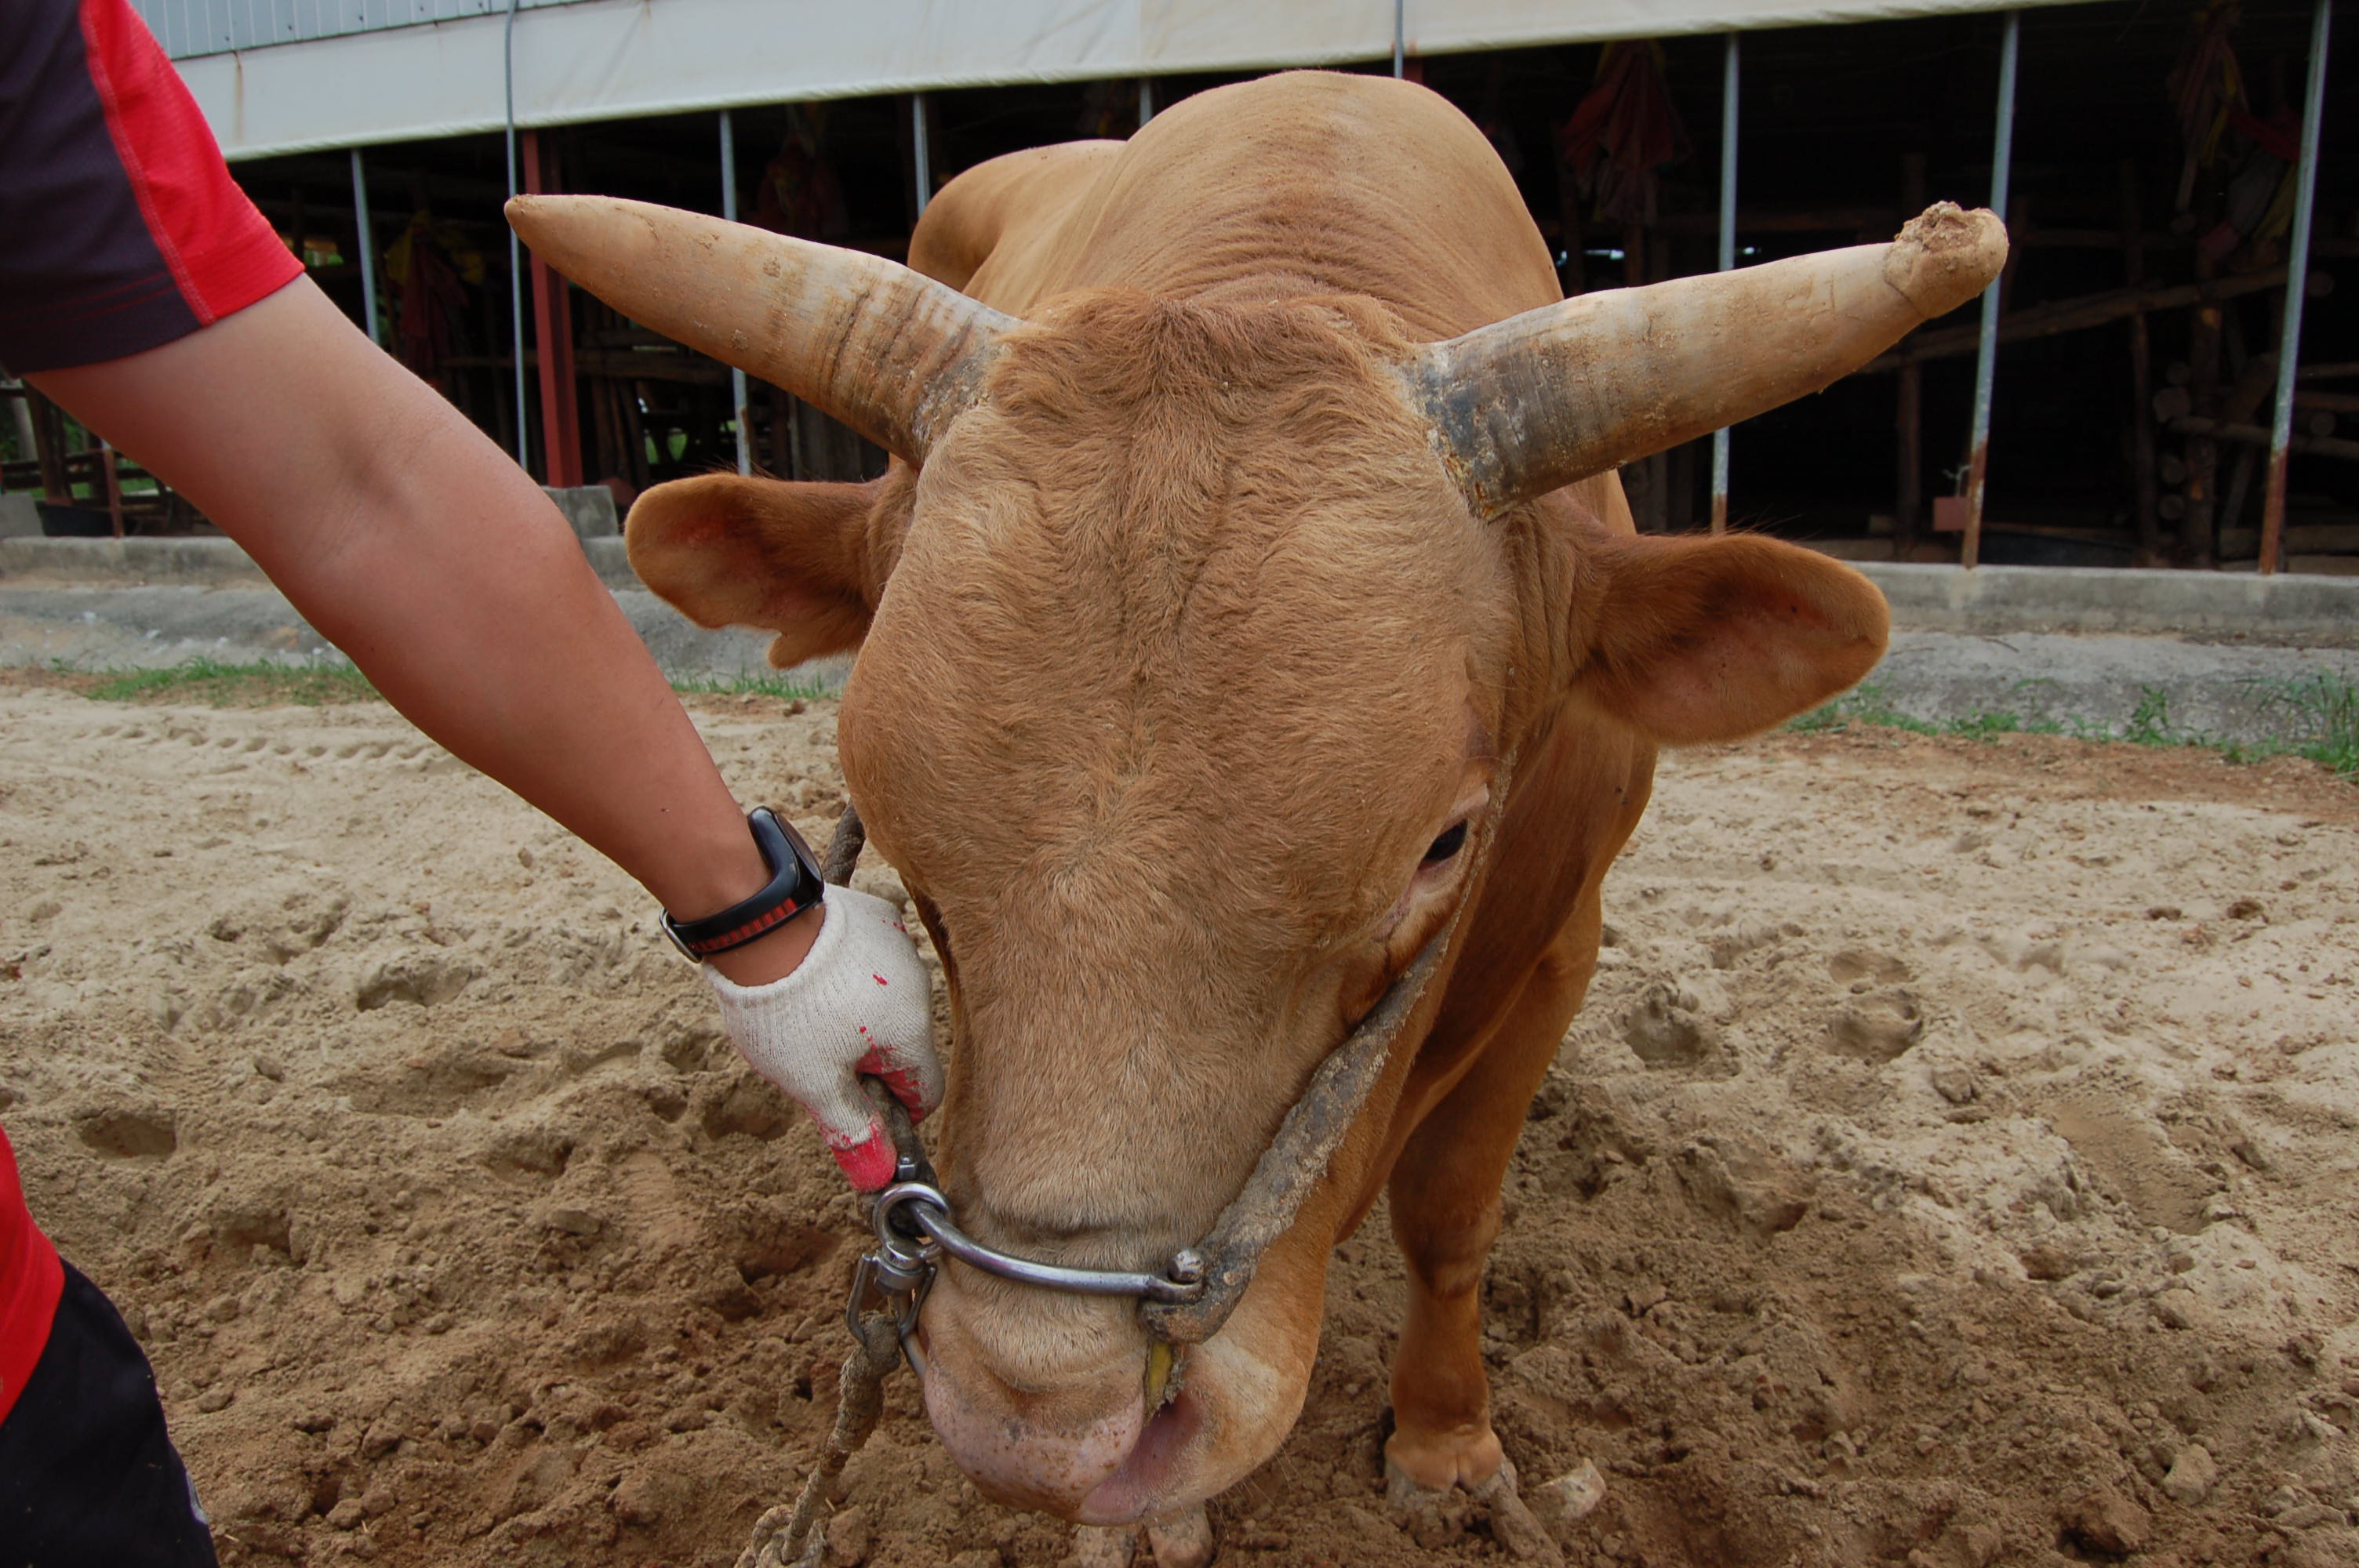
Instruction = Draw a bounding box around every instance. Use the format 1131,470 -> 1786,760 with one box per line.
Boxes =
660,808 -> 826,961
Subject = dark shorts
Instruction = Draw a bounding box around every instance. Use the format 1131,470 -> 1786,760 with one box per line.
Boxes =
0,1263 -> 216,1566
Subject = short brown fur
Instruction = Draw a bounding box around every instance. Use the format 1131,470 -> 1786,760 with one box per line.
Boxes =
621,70 -> 1888,1530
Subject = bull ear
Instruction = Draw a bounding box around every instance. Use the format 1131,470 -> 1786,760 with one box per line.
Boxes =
1571,532 -> 1889,744
626,473 -> 888,670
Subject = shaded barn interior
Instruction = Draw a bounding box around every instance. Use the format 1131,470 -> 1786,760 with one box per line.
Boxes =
3,1 -> 2350,572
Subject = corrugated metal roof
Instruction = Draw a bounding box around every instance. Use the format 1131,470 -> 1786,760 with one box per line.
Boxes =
162,0 -> 2091,160
131,0 -> 581,60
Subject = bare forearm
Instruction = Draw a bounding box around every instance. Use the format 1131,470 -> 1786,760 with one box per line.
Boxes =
300,437 -> 752,902
34,279 -> 814,978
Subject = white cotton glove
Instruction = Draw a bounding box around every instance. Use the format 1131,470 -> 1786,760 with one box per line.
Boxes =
702,881 -> 943,1190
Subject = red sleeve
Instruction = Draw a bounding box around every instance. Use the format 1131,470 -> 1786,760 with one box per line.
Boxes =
0,1123 -> 65,1429
78,0 -> 301,328
0,0 -> 302,373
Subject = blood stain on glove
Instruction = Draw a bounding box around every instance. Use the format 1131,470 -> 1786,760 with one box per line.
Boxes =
831,1130 -> 897,1192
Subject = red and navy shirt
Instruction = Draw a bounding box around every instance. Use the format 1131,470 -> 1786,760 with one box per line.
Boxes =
0,0 -> 300,1425
0,0 -> 300,375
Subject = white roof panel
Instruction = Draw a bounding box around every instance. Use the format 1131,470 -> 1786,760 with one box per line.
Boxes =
171,0 -> 2090,162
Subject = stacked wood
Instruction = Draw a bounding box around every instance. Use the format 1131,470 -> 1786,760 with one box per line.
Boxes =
2167,416 -> 2359,461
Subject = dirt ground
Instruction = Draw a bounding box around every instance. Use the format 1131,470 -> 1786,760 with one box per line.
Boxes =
2,680 -> 2355,1568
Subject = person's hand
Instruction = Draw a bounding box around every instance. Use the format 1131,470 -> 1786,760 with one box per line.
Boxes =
701,883 -> 943,1189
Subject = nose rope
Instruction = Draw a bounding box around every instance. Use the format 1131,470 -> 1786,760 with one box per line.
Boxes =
740,760 -> 1512,1568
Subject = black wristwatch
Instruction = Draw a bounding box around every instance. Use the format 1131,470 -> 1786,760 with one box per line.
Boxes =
660,808 -> 827,962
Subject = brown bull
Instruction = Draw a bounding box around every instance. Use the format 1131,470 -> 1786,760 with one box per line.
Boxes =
511,70 -> 2001,1553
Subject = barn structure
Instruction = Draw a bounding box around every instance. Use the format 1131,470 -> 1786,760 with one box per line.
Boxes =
4,0 -> 2351,575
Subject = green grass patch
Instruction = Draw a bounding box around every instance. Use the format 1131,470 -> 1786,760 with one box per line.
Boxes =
667,672 -> 838,702
1790,673 -> 2358,782
1787,681 -> 2037,741
78,657 -> 379,706
60,659 -> 838,710
2252,670 -> 2359,779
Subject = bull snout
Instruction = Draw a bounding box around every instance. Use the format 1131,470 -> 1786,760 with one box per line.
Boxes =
915,1267 -> 1204,1523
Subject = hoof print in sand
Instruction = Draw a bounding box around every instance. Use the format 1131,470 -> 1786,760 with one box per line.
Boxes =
354,949 -> 480,1011
74,1103 -> 177,1159
1826,989 -> 1925,1062
1619,980 -> 1726,1072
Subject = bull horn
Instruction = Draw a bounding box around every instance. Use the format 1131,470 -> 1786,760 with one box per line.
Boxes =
1407,201 -> 2007,519
505,194 -> 1015,463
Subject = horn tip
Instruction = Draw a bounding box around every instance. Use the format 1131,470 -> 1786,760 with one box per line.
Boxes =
1889,201 -> 2009,316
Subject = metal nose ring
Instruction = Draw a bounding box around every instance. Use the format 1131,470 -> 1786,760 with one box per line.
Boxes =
870,1181 -> 1206,1304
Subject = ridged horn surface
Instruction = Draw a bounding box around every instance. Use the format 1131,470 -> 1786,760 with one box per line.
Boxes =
505,194 -> 1015,463
1407,202 -> 2008,519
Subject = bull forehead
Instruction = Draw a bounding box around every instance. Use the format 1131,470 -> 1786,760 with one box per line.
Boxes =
841,292 -> 1513,953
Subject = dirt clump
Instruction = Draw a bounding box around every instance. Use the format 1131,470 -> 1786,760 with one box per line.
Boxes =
2,689 -> 2355,1566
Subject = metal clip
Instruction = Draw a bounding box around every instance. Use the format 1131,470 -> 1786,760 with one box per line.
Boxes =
845,1246 -> 935,1338
845,1152 -> 942,1370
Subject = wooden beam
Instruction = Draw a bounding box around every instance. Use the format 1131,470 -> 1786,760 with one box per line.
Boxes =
100,439 -> 124,539
25,387 -> 70,504
2121,161 -> 2161,557
521,129 -> 583,489
2169,415 -> 2359,462
2220,521 -> 2359,557
2186,285 -> 2224,564
1895,153 -> 1927,555
442,350 -> 729,387
1859,266 -> 2328,376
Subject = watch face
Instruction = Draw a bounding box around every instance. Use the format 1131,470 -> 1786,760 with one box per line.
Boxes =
777,816 -> 816,866
780,818 -> 827,899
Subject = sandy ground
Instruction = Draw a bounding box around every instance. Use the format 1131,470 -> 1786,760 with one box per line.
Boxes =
2,681 -> 2355,1568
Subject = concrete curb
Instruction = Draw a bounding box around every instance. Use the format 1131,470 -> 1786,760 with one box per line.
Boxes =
0,532 -> 641,590
1853,561 -> 2359,644
0,582 -> 838,689
0,535 -> 273,586
4,535 -> 2354,641
0,530 -> 2350,746
1871,631 -> 2359,746
0,486 -> 620,585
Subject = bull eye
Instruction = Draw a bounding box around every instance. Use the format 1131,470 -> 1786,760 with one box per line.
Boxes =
1422,822 -> 1468,866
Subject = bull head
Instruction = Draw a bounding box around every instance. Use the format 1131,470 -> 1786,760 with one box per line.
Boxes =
507,194 -> 1999,521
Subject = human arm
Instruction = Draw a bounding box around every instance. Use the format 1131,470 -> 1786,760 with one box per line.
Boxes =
34,278 -> 812,975
31,278 -> 936,1179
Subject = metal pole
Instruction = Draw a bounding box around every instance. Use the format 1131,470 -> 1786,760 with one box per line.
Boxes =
503,0 -> 529,470
350,147 -> 380,347
720,108 -> 752,477
2260,0 -> 2332,576
1960,9 -> 2019,570
1393,0 -> 1405,78
1709,32 -> 1739,535
912,93 -> 932,218
1139,78 -> 1154,125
